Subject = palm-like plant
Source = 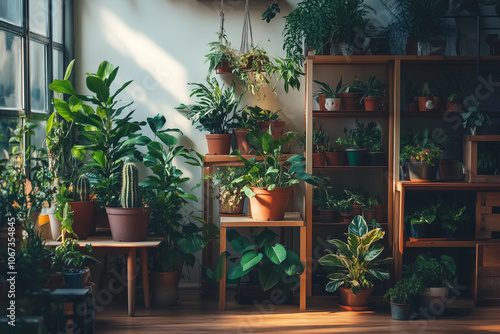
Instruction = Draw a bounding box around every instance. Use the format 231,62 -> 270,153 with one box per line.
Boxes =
313,77 -> 345,98
318,215 -> 392,295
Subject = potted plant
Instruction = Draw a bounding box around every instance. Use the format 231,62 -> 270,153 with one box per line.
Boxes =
438,198 -> 469,238
405,203 -> 438,239
400,129 -> 442,181
139,114 -> 210,307
106,162 -> 150,242
246,105 -> 285,140
64,174 -> 96,240
417,82 -> 440,111
404,254 -> 456,316
231,129 -> 317,221
364,121 -> 384,166
335,199 -> 354,224
233,109 -> 258,155
318,216 -> 392,309
317,184 -> 337,223
313,78 -> 344,111
212,166 -> 246,216
325,144 -> 345,167
358,75 -> 385,111
384,274 -> 425,320
344,187 -> 366,216
176,76 -> 241,155
461,100 -> 492,135
226,227 -> 305,303
362,197 -> 379,223
446,91 -> 464,112
312,125 -> 328,166
205,32 -> 239,74
336,119 -> 369,166
339,78 -> 363,111
405,79 -> 418,112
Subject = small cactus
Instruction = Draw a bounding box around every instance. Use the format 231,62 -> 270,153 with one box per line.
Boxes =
75,174 -> 91,201
121,162 -> 140,208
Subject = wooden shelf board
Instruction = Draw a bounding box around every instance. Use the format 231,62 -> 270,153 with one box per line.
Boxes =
313,111 -> 388,118
401,111 -> 460,117
220,212 -> 304,228
313,221 -> 388,226
306,55 -> 500,66
396,181 -> 500,191
405,240 -> 477,248
464,135 -> 500,142
314,166 -> 387,171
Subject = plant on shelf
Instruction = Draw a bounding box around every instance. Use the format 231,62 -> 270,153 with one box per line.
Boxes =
335,198 -> 354,223
400,129 -> 442,181
176,76 -> 242,155
364,121 -> 384,165
477,145 -> 498,175
363,196 -> 379,223
405,79 -> 418,111
226,227 -> 305,296
461,100 -> 492,135
313,124 -> 329,153
231,128 -> 317,221
233,109 -> 258,155
383,274 -> 425,320
416,82 -> 440,111
313,78 -> 345,111
318,216 -> 392,308
437,197 -> 469,238
405,199 -> 439,239
212,166 -> 246,216
336,119 -> 372,166
357,75 -> 385,111
246,105 -> 284,140
317,180 -> 337,223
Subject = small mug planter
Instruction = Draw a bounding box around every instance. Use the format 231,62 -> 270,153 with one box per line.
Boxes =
408,160 -> 438,182
106,207 -> 151,242
418,97 -> 441,111
390,302 -> 412,320
233,129 -> 252,155
312,152 -> 326,166
325,151 -> 343,166
206,134 -> 232,155
325,98 -> 341,111
249,187 -> 291,221
339,92 -> 361,111
345,148 -> 367,166
320,209 -> 337,223
363,97 -> 382,111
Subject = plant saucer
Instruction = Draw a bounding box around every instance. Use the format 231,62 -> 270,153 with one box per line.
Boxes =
338,303 -> 370,311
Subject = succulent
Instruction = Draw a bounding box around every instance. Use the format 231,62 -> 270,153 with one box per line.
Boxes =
121,162 -> 140,208
74,174 -> 91,202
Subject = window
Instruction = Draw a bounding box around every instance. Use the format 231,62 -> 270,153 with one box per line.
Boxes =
0,0 -> 73,155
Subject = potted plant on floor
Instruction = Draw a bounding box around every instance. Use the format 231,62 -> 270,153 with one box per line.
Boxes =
212,166 -> 246,216
461,100 -> 492,135
336,119 -> 369,166
358,75 -> 385,111
231,128 -> 317,221
318,216 -> 392,310
364,121 -> 384,166
226,227 -> 305,303
384,274 -> 425,320
246,105 -> 284,140
312,125 -> 328,167
176,76 -> 241,155
313,78 -> 344,111
400,129 -> 442,181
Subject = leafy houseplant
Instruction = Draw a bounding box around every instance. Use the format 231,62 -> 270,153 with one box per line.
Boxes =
383,274 -> 425,320
226,227 -> 305,298
364,121 -> 384,166
362,197 -> 379,223
317,183 -> 337,223
438,199 -> 469,238
176,76 -> 241,155
231,129 -> 317,221
405,204 -> 438,239
233,109 -> 258,155
339,78 -> 364,111
400,129 -> 442,181
314,78 -> 345,112
358,75 -> 385,111
318,216 -> 392,307
212,166 -> 246,216
335,199 -> 354,223
461,100 -> 492,135
312,125 -> 328,167
336,119 -> 373,166
246,105 -> 284,140
205,33 -> 239,74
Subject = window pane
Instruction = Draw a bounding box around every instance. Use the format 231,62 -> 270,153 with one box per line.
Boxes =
32,119 -> 47,149
53,49 -> 63,80
52,0 -> 64,43
30,0 -> 49,37
0,0 -> 22,26
0,30 -> 23,110
0,118 -> 20,161
30,40 -> 48,112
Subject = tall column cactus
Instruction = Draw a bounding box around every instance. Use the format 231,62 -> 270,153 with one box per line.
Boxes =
75,174 -> 91,202
121,162 -> 140,208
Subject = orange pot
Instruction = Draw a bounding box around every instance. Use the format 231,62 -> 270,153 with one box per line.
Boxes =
249,187 -> 291,221
257,121 -> 285,140
312,152 -> 326,166
325,152 -> 342,166
233,129 -> 252,155
339,286 -> 373,307
66,201 -> 96,239
339,92 -> 361,111
206,134 -> 232,155
445,98 -> 464,112
317,93 -> 327,111
363,97 -> 381,111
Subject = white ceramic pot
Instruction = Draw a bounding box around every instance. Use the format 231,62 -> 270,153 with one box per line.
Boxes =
325,98 -> 341,111
47,206 -> 61,240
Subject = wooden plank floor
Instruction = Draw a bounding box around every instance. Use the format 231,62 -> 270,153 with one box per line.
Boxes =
92,289 -> 500,334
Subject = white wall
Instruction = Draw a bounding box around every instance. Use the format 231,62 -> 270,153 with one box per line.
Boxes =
74,0 -> 301,283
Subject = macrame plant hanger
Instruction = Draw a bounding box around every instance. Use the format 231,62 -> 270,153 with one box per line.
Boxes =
240,0 -> 254,55
219,0 -> 225,40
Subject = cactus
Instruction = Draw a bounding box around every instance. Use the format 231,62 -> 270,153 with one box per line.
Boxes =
121,162 -> 140,208
75,174 -> 91,201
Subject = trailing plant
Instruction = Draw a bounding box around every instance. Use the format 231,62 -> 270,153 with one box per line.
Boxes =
318,215 -> 393,295
205,32 -> 239,73
383,274 -> 425,304
176,76 -> 241,134
313,78 -> 345,98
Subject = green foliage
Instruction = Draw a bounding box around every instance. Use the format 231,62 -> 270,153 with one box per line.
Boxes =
246,105 -> 280,122
226,228 -> 305,291
231,128 -> 318,197
384,274 -> 425,304
400,128 -> 442,166
313,77 -> 345,98
365,197 -> 379,210
462,100 -> 492,132
344,187 -> 367,207
334,198 -> 353,214
176,76 -> 241,134
438,198 -> 469,233
404,254 -> 456,288
316,179 -> 336,210
262,2 -> 281,23
51,238 -> 99,273
336,119 -> 379,150
120,162 -> 140,208
205,33 -> 239,73
318,215 -> 392,295
358,75 -> 385,99
55,191 -> 75,239
234,109 -> 259,131
313,124 -> 329,153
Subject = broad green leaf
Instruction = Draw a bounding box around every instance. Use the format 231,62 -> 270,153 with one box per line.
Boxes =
157,133 -> 177,147
281,251 -> 304,276
367,268 -> 390,281
241,251 -> 263,272
348,215 -> 368,237
265,243 -> 286,265
214,252 -> 227,282
318,254 -> 346,268
286,154 -> 305,163
46,112 -> 55,134
325,280 -> 343,292
230,236 -> 250,254
441,255 -> 456,275
86,76 -> 110,102
255,228 -> 278,248
177,234 -> 208,254
361,228 -> 384,246
49,79 -> 75,95
326,239 -> 351,257
227,264 -> 250,280
346,233 -> 361,257
258,263 -> 284,291
364,243 -> 383,262
91,150 -> 106,168
147,114 -> 166,133
96,61 -> 114,80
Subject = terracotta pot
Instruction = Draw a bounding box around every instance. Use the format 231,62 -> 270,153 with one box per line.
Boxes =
375,204 -> 384,223
320,209 -> 337,223
233,129 -> 252,155
216,60 -> 232,74
151,270 -> 181,307
325,152 -> 342,166
317,94 -> 327,111
340,212 -> 355,224
363,97 -> 381,111
352,205 -> 362,216
66,201 -> 96,240
312,152 -> 326,166
339,286 -> 373,307
445,98 -> 464,112
257,121 -> 286,140
106,207 -> 151,242
363,208 -> 377,223
249,187 -> 291,221
407,103 -> 417,112
339,92 -> 361,111
417,97 -> 433,111
206,134 -> 232,155
325,98 -> 342,111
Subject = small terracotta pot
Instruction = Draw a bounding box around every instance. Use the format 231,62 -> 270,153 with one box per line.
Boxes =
325,152 -> 342,166
445,98 -> 464,112
66,201 -> 97,239
363,208 -> 377,223
206,134 -> 232,155
339,92 -> 361,111
339,286 -> 374,307
320,209 -> 337,223
352,205 -> 362,216
340,212 -> 355,224
312,152 -> 326,166
417,97 -> 434,111
363,97 -> 381,111
249,187 -> 291,221
317,94 -> 327,111
257,121 -> 286,140
407,103 -> 417,112
233,129 -> 252,155
106,207 -> 151,242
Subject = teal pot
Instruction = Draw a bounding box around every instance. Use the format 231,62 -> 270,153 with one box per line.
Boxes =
410,223 -> 430,239
345,148 -> 367,166
408,160 -> 438,181
106,207 -> 151,242
63,268 -> 89,289
390,302 -> 411,320
319,209 -> 337,223
368,152 -> 385,166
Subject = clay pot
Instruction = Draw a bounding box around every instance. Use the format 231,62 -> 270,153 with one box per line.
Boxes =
151,270 -> 181,307
363,97 -> 382,111
106,207 -> 151,242
339,286 -> 374,307
66,201 -> 96,240
340,212 -> 355,224
325,152 -> 343,166
339,92 -> 361,111
317,94 -> 327,111
445,98 -> 464,112
418,97 -> 440,111
233,129 -> 252,155
407,103 -> 418,112
320,209 -> 337,223
325,98 -> 342,111
257,121 -> 286,140
352,205 -> 362,216
312,153 -> 326,166
206,134 -> 232,155
363,208 -> 377,223
249,187 -> 291,221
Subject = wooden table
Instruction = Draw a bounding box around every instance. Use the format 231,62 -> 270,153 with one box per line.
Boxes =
219,212 -> 306,311
45,236 -> 163,316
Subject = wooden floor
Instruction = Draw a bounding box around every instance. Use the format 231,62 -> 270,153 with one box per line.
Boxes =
92,289 -> 500,334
